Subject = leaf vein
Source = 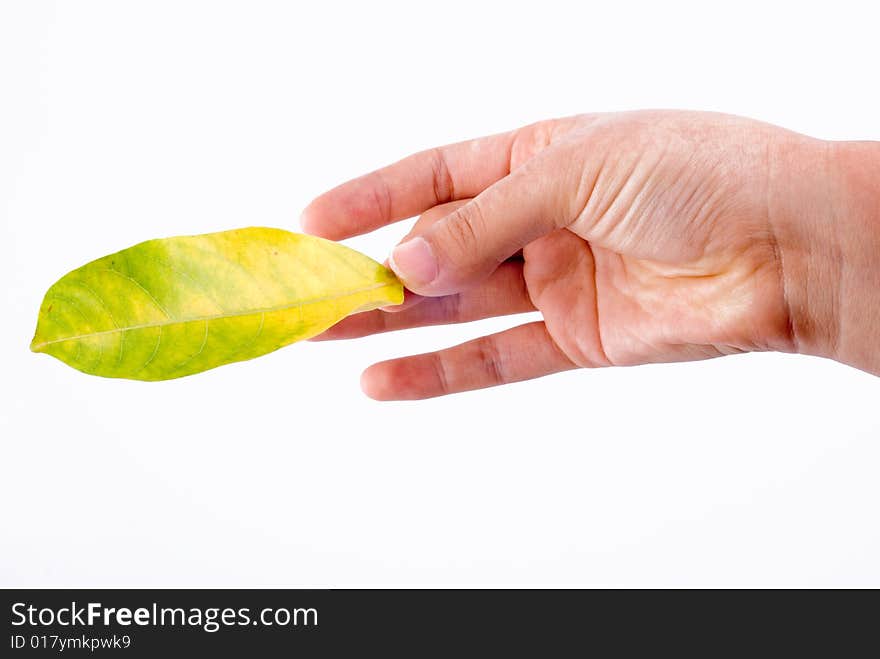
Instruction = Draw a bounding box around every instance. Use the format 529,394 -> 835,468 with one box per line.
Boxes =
102,267 -> 172,319
136,327 -> 163,374
32,282 -> 396,349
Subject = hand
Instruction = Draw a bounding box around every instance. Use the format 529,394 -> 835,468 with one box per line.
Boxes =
302,111 -> 880,399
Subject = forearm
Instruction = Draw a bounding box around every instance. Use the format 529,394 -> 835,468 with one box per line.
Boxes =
778,138 -> 880,373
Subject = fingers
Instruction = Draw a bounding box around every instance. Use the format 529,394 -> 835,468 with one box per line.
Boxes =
399,199 -> 471,244
312,260 -> 533,340
301,131 -> 519,240
377,199 -> 472,312
361,321 -> 577,400
403,200 -> 530,263
389,153 -> 575,296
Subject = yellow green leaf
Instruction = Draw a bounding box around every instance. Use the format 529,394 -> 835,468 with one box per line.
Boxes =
30,227 -> 403,380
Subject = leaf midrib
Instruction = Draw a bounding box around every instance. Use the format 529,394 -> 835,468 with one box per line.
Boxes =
31,281 -> 396,351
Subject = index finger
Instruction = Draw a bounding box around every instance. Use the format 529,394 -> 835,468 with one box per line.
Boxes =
300,130 -> 518,240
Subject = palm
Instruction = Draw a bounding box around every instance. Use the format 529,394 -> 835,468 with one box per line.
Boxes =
523,234 -> 787,369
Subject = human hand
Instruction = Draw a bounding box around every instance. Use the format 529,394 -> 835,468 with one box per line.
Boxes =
302,111 -> 880,399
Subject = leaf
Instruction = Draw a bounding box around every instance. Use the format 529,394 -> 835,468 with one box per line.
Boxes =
30,227 -> 403,380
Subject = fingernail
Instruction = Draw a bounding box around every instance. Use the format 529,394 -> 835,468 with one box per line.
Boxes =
389,238 -> 438,288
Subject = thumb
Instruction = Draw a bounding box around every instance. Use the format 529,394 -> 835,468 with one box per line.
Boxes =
388,161 -> 569,296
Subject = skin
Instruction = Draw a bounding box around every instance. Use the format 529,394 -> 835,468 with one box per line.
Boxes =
301,110 -> 880,400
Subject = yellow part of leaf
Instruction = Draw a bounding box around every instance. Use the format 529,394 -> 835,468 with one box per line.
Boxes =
30,227 -> 403,380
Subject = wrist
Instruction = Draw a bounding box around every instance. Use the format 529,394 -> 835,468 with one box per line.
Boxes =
826,139 -> 880,373
775,137 -> 880,372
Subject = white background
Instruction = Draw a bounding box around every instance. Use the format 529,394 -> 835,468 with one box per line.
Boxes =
1,1 -> 878,587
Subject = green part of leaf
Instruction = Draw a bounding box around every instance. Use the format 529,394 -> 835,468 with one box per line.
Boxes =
30,227 -> 403,380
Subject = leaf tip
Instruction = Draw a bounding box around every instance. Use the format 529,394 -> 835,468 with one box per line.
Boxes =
30,306 -> 47,353
30,331 -> 46,353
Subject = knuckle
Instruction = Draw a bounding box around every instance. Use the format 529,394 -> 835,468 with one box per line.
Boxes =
431,353 -> 451,395
439,202 -> 485,262
429,147 -> 455,205
474,335 -> 507,386
510,119 -> 557,169
439,293 -> 463,322
367,170 -> 393,222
